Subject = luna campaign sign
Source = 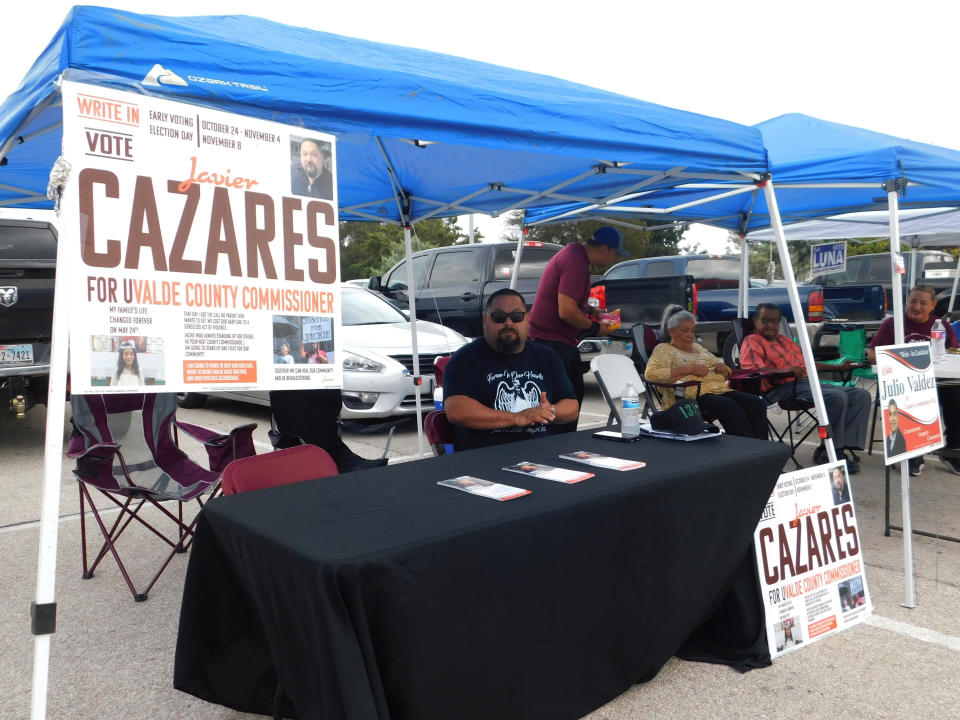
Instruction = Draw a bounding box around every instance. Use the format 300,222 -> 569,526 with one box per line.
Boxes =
875,342 -> 943,465
59,81 -> 342,393
811,241 -> 846,275
754,461 -> 871,659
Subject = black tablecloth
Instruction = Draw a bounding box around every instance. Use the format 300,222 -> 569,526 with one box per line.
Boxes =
174,429 -> 789,720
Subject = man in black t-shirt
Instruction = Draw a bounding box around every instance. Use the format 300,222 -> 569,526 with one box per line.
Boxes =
443,288 -> 578,451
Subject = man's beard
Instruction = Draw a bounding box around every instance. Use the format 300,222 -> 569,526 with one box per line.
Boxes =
302,162 -> 319,179
496,330 -> 522,354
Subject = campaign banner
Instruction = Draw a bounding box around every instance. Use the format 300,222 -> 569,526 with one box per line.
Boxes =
875,342 -> 943,465
811,241 -> 846,275
754,461 -> 872,659
59,81 -> 341,393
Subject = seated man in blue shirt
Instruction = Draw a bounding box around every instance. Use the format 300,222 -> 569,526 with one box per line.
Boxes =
443,288 -> 579,451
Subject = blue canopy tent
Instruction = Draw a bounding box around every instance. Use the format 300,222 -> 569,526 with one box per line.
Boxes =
0,7 -> 778,718
0,6 -> 769,454
525,113 -> 960,609
522,113 -> 960,232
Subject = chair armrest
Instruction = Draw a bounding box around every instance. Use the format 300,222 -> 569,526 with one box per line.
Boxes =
175,420 -> 258,472
728,368 -> 793,394
647,379 -> 702,400
647,379 -> 701,388
68,442 -> 141,488
66,441 -> 121,461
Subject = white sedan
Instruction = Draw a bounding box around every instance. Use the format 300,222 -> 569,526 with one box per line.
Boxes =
177,286 -> 469,418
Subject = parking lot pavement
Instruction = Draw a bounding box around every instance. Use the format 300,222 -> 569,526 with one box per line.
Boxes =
1,378 -> 958,719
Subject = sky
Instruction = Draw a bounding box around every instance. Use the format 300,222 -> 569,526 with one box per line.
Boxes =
2,0 -> 959,254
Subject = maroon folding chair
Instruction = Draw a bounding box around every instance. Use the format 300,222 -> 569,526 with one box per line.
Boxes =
424,409 -> 455,455
67,392 -> 256,601
221,444 -> 339,495
433,355 -> 451,387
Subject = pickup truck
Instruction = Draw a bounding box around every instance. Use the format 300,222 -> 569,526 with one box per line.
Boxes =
810,250 -> 958,315
600,254 -> 885,363
369,241 -> 563,337
0,218 -> 57,416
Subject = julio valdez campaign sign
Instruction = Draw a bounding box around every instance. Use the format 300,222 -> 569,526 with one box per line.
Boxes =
59,81 -> 341,394
811,241 -> 846,275
875,342 -> 943,465
753,461 -> 872,659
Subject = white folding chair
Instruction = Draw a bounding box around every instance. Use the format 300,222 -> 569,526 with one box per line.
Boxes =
590,354 -> 646,427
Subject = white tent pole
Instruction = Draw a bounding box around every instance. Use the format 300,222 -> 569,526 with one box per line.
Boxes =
949,253 -> 960,313
509,219 -> 525,291
402,225 -> 426,458
762,180 -> 837,463
909,246 -> 918,289
739,235 -> 749,317
886,186 -> 916,608
468,214 -> 475,244
30,215 -> 72,720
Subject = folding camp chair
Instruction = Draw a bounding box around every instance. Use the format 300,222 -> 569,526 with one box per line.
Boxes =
589,354 -> 647,427
629,323 -> 708,420
67,393 -> 256,601
221,444 -> 338,495
424,410 -> 456,455
822,327 -> 882,455
729,316 -> 821,469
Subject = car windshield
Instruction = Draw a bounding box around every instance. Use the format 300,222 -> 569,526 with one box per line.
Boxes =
341,287 -> 408,325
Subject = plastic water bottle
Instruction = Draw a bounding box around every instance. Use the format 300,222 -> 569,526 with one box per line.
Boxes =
621,382 -> 640,435
931,318 -> 946,363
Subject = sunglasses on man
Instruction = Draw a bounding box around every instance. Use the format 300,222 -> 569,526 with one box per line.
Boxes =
486,310 -> 526,324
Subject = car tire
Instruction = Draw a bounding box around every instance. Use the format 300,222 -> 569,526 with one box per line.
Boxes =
176,392 -> 208,409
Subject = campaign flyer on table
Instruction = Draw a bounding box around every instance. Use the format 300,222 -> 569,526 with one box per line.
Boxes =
753,461 -> 872,659
59,80 -> 341,394
875,341 -> 944,465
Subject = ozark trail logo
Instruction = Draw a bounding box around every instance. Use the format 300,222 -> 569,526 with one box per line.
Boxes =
142,64 -> 189,87
0,287 -> 18,307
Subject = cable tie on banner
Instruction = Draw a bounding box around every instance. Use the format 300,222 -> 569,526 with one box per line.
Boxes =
47,156 -> 72,215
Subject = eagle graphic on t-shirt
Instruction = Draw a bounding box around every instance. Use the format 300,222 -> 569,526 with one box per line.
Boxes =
494,377 -> 541,413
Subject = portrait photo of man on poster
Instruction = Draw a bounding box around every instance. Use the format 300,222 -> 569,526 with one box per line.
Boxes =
290,136 -> 333,200
884,399 -> 907,457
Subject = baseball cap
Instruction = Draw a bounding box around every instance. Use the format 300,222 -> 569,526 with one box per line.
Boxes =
650,399 -> 719,436
592,227 -> 631,257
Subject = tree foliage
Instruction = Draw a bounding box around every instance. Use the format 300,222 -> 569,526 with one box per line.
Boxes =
339,218 -> 477,280
502,212 -> 685,270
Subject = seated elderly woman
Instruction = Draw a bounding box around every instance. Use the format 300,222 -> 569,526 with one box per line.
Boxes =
644,307 -> 768,440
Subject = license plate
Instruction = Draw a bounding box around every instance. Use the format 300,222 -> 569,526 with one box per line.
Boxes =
0,344 -> 34,364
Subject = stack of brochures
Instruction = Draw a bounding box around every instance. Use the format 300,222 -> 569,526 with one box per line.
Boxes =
559,451 -> 646,471
437,476 -> 531,501
502,461 -> 594,483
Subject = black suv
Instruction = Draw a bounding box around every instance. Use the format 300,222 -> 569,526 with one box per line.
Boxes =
0,218 -> 57,416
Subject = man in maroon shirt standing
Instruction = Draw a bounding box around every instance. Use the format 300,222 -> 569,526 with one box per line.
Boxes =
529,227 -> 629,433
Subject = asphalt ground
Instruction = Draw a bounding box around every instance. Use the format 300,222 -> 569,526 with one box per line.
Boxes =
1,375 -> 958,719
